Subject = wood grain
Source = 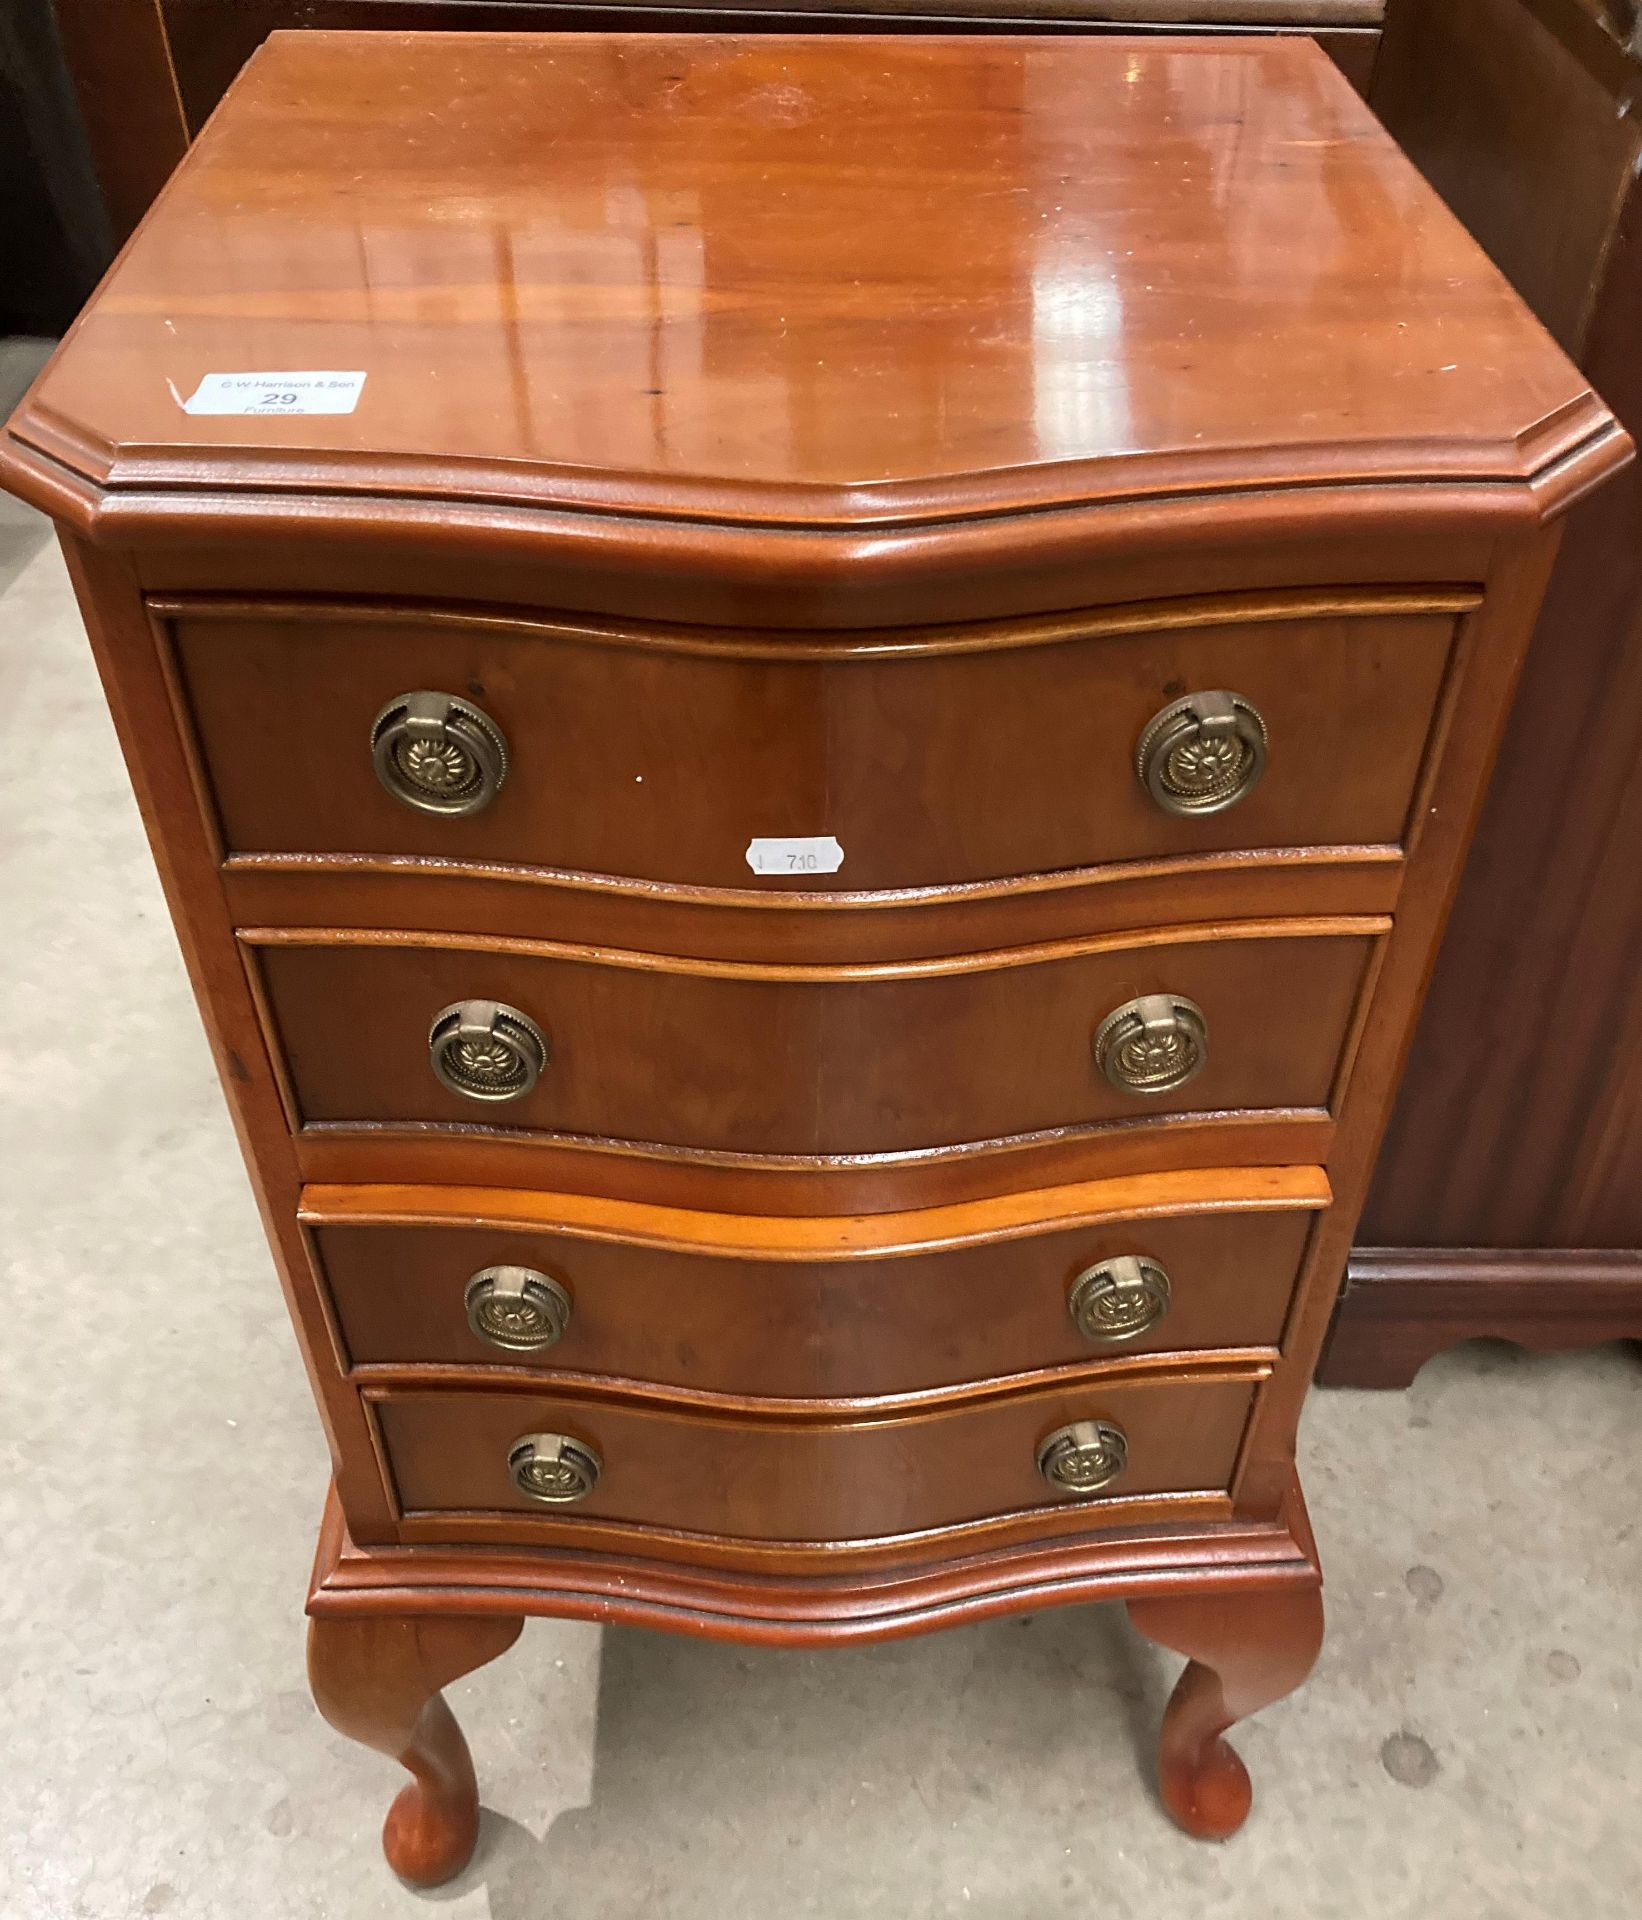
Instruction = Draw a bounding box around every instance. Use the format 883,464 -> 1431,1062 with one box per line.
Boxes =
2,29 -> 1625,1859
48,537 -> 397,1537
4,32 -> 1617,621
220,845 -> 1408,964
25,31 -> 1532,515
307,1473 -> 1323,1645
370,1371 -> 1260,1542
1361,0 -> 1642,1254
1320,1248 -> 1642,1388
308,1611 -> 524,1886
1129,1577 -> 1325,1839
1368,0 -> 1642,355
156,0 -> 1387,154
55,3 -> 1386,258
246,922 -> 1381,1157
164,592 -> 1460,890
305,1165 -> 1325,1398
290,1107 -> 1341,1215
1326,0 -> 1642,1382
1231,531 -> 1573,1512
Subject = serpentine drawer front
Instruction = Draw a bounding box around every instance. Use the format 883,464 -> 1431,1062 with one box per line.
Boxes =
164,593 -> 1462,887
370,1374 -> 1260,1549
304,1167 -> 1328,1396
4,30 -> 1625,1876
248,923 -> 1378,1156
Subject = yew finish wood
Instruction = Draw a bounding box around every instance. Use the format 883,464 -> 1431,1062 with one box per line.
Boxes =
303,1472 -> 1326,1860
1128,1578 -> 1326,1840
306,1471 -> 1319,1634
248,922 -> 1378,1157
3,30 -> 1627,1872
293,1104 -> 1342,1217
38,0 -> 1381,356
50,0 -> 1386,253
307,1166 -> 1325,1397
27,32 -> 1573,522
165,593 -> 1461,889
371,1372 -> 1259,1542
221,847 -> 1408,965
307,1611 -> 524,1886
10,34 -> 1620,633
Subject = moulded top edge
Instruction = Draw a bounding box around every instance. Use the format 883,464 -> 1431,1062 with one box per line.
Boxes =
2,395 -> 1628,539
4,32 -> 1629,542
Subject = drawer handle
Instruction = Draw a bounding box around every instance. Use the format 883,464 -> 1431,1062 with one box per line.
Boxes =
508,1431 -> 602,1504
429,999 -> 548,1102
1068,1255 -> 1172,1343
1036,1419 -> 1129,1496
1136,689 -> 1266,815
1093,993 -> 1208,1096
465,1266 -> 572,1352
371,690 -> 509,816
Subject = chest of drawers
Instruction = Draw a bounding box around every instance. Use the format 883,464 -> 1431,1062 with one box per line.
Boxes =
3,28 -> 1627,1881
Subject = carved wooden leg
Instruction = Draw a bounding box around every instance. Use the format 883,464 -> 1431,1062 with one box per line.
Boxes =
307,1611 -> 525,1886
1126,1582 -> 1324,1840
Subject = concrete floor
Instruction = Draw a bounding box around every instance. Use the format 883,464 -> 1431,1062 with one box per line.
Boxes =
1,468 -> 1639,1918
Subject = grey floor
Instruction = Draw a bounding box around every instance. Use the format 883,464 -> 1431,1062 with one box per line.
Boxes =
1,395 -> 1639,1916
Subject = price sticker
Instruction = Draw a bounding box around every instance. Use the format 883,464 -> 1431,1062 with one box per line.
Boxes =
745,835 -> 845,876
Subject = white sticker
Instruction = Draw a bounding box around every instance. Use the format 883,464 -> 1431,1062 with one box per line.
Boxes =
182,371 -> 367,416
745,835 -> 844,876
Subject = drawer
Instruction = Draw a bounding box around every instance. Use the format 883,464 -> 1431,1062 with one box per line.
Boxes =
167,592 -> 1461,889
372,1374 -> 1257,1543
308,1167 -> 1325,1397
249,922 -> 1379,1157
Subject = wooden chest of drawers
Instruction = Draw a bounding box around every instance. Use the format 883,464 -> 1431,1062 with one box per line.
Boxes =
3,28 -> 1626,1881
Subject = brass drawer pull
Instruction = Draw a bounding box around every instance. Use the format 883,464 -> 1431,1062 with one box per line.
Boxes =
1068,1255 -> 1172,1342
371,690 -> 509,815
465,1266 -> 572,1352
429,999 -> 548,1102
1136,689 -> 1266,815
507,1432 -> 601,1504
1090,990 -> 1206,1098
1036,1420 -> 1129,1496
1093,992 -> 1208,1096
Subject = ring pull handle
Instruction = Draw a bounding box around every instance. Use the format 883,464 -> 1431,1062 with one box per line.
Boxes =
508,1432 -> 601,1504
428,999 -> 547,1103
372,690 -> 509,816
1068,1255 -> 1172,1343
1092,993 -> 1208,1096
1136,689 -> 1266,815
465,1266 -> 572,1352
1036,1420 -> 1129,1496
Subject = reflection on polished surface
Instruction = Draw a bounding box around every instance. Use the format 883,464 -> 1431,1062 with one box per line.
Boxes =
27,32 -> 1590,509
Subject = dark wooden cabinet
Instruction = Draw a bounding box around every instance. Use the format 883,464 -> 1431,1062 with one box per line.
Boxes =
51,0 -> 1383,244
1325,0 -> 1642,1385
1,0 -> 108,331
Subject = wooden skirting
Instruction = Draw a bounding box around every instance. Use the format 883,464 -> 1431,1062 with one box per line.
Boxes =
1319,1247 -> 1642,1388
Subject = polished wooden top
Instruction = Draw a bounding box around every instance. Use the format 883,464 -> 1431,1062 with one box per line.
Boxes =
4,30 -> 1625,536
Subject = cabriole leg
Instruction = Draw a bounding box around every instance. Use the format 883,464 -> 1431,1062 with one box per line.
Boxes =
1126,1582 -> 1324,1840
307,1611 -> 525,1886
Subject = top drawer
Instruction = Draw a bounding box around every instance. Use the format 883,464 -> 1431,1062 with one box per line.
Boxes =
162,591 -> 1462,892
